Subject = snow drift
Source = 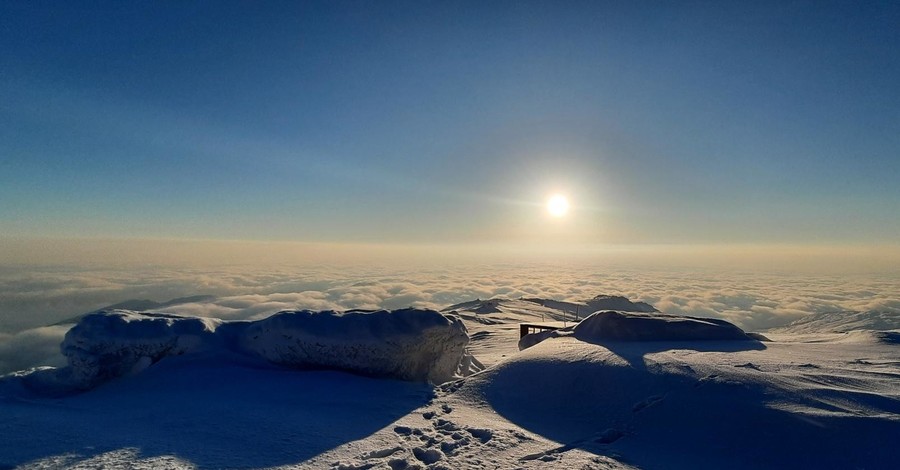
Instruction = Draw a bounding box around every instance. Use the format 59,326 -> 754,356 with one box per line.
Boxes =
573,310 -> 751,342
520,310 -> 752,350
455,334 -> 898,470
54,308 -> 468,390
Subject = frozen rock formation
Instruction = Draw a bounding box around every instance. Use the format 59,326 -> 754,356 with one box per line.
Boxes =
58,308 -> 468,390
61,311 -> 221,389
239,308 -> 469,383
519,310 -> 752,350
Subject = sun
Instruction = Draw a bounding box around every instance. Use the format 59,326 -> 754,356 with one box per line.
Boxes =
546,194 -> 570,217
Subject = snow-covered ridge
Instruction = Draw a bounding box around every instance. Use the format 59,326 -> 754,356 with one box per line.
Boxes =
447,294 -> 658,317
772,309 -> 900,334
56,308 -> 468,391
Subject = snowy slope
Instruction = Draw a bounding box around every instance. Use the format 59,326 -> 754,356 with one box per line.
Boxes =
1,298 -> 898,469
437,334 -> 899,469
1,355 -> 435,469
772,309 -> 900,334
293,316 -> 900,469
443,298 -> 577,368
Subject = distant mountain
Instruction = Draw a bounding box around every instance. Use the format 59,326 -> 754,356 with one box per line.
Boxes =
443,299 -> 503,314
446,295 -> 659,322
584,295 -> 658,313
51,295 -> 216,326
522,294 -> 658,315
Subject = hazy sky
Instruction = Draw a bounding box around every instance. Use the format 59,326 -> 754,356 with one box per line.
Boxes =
2,1 -> 899,247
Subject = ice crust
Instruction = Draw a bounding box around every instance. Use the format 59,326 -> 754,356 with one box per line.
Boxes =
240,309 -> 469,383
60,308 -> 468,389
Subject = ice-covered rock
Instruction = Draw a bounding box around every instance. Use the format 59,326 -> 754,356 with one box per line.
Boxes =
239,308 -> 469,383
573,310 -> 751,342
54,308 -> 469,390
61,310 -> 220,389
519,310 -> 752,349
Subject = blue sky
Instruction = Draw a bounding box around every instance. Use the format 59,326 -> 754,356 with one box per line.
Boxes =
2,1 -> 899,247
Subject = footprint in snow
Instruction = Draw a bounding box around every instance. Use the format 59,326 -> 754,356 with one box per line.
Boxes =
433,418 -> 461,433
440,435 -> 470,456
412,446 -> 444,465
393,425 -> 414,436
632,394 -> 665,413
694,374 -> 720,387
360,446 -> 404,459
387,458 -> 425,470
467,427 -> 493,443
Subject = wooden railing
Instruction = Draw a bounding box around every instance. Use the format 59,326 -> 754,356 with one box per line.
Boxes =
519,323 -> 563,339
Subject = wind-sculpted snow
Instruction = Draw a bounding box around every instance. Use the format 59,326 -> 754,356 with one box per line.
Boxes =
573,310 -> 751,342
239,309 -> 469,383
52,308 -> 468,391
62,311 -> 222,389
449,334 -> 899,470
3,295 -> 899,469
519,310 -> 751,350
832,329 -> 900,345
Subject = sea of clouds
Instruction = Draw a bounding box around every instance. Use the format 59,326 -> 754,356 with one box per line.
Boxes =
1,263 -> 898,375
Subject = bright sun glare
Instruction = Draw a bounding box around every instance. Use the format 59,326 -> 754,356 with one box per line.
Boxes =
546,194 -> 570,217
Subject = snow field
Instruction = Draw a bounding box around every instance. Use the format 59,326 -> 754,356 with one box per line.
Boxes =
2,297 -> 897,469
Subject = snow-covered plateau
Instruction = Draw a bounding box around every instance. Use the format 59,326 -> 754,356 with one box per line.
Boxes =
1,297 -> 898,469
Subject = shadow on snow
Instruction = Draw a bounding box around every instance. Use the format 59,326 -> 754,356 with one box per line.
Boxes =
479,339 -> 899,469
0,355 -> 432,469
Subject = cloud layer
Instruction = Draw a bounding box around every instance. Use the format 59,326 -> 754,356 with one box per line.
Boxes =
1,263 -> 898,375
